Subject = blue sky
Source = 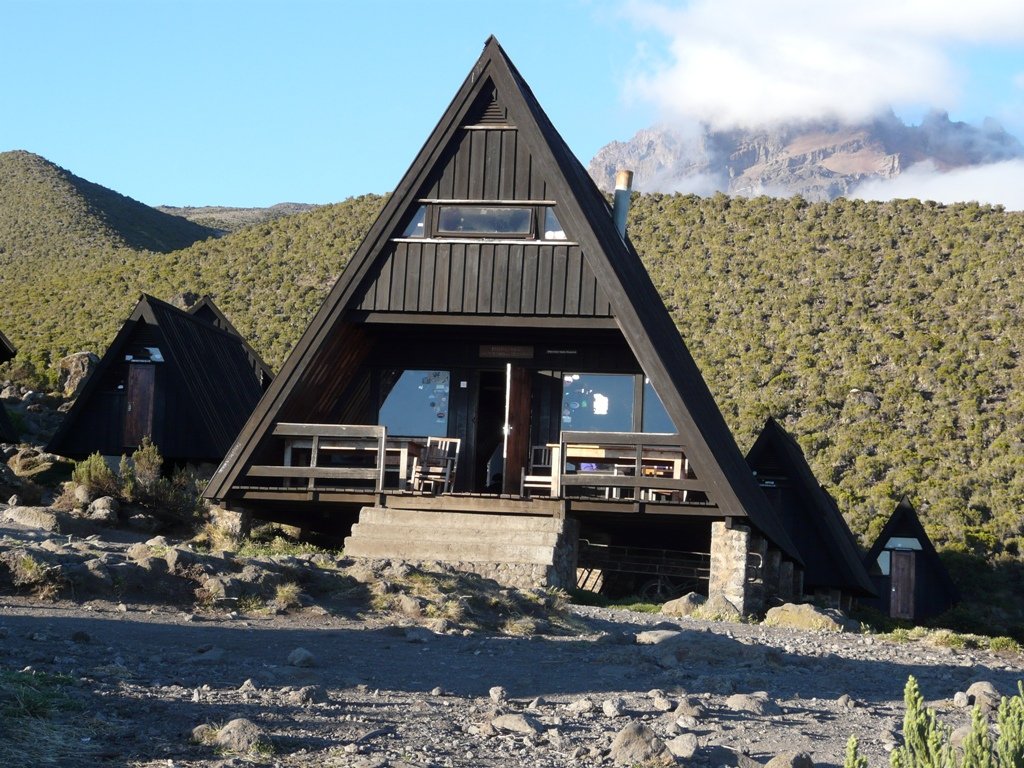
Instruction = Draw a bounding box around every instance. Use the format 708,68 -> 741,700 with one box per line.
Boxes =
3,0 -> 1022,208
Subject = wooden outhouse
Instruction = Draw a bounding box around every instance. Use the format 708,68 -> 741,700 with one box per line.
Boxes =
204,37 -> 802,609
862,497 -> 958,620
746,418 -> 876,608
47,295 -> 271,466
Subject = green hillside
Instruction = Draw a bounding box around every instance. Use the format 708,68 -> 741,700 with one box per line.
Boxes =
1,161 -> 1023,593
0,151 -> 218,254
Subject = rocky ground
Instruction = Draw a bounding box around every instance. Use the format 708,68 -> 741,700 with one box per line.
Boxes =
2,510 -> 1022,768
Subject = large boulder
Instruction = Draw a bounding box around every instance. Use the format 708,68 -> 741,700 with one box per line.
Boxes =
57,352 -> 100,399
662,591 -> 706,617
609,721 -> 673,766
763,602 -> 857,633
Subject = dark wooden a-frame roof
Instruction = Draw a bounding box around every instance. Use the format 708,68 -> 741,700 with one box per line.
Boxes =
864,496 -> 958,600
746,418 -> 875,596
0,329 -> 18,440
47,294 -> 269,461
0,329 -> 15,366
202,37 -> 799,562
187,296 -> 273,387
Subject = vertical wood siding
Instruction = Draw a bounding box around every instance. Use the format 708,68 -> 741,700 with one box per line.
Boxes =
358,241 -> 612,317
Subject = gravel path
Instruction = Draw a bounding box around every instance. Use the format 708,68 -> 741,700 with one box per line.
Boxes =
2,594 -> 1021,767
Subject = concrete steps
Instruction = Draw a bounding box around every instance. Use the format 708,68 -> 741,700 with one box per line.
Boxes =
343,506 -> 573,567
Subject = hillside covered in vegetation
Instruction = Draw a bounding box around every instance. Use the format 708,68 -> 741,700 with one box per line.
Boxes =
1,154 -> 1022,586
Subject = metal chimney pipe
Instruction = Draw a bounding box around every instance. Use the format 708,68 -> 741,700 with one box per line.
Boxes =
612,169 -> 634,239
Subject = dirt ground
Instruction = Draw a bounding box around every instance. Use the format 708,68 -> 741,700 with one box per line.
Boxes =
3,569 -> 1023,768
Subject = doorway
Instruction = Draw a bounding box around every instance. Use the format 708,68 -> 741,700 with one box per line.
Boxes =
889,550 -> 916,619
123,363 -> 155,447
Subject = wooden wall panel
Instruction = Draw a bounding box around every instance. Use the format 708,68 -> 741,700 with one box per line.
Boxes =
356,240 -> 614,318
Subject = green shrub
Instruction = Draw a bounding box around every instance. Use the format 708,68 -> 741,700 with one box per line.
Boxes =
989,636 -> 1021,654
844,735 -> 868,768
130,437 -> 162,495
70,452 -> 118,498
879,676 -> 1024,768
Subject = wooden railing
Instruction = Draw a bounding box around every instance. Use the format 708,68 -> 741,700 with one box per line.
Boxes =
246,423 -> 386,492
554,431 -> 706,501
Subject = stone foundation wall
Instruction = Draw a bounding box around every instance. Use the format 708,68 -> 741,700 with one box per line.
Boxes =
708,521 -> 750,614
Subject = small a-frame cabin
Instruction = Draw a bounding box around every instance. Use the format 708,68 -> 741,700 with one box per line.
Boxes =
0,330 -> 17,441
47,295 -> 272,466
862,497 -> 958,620
205,37 -> 802,612
745,418 -> 876,609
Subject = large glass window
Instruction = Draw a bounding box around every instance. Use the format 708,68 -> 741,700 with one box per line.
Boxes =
437,206 -> 532,236
379,370 -> 450,436
543,208 -> 566,240
401,206 -> 426,238
561,373 -> 634,432
642,378 -> 675,432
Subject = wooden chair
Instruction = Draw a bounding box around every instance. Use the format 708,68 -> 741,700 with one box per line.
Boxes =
410,436 -> 461,493
520,445 -> 554,497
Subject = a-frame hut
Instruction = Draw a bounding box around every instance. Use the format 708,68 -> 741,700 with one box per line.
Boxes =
205,37 -> 801,612
862,497 -> 958,620
0,330 -> 16,441
47,295 -> 271,466
745,418 -> 876,609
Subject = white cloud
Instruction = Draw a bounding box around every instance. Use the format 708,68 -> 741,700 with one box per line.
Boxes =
625,0 -> 1024,130
851,159 -> 1024,210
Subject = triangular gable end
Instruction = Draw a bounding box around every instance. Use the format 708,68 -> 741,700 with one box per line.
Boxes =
203,37 -> 800,562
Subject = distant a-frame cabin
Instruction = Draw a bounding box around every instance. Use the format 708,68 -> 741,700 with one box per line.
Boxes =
746,418 -> 876,609
205,37 -> 802,613
47,295 -> 272,466
862,497 -> 958,621
0,329 -> 17,441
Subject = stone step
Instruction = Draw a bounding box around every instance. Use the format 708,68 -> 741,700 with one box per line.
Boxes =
357,506 -> 565,533
342,535 -> 559,565
347,521 -> 563,548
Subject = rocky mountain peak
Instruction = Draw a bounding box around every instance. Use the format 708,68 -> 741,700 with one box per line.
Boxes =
588,112 -> 1023,201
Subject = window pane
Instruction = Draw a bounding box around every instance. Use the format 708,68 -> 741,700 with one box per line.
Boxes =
379,370 -> 450,436
642,378 -> 675,432
561,373 -> 634,432
401,206 -> 426,238
543,208 -> 566,240
437,206 -> 532,235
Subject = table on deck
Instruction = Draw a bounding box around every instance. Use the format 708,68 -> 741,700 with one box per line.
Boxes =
549,442 -> 687,498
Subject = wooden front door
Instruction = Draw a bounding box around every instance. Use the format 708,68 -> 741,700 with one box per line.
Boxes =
502,364 -> 532,494
123,363 -> 156,447
890,550 -> 916,619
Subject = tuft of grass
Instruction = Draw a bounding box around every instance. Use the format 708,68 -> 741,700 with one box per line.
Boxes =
990,636 -> 1021,654
0,669 -> 96,766
273,581 -> 303,610
236,595 -> 266,614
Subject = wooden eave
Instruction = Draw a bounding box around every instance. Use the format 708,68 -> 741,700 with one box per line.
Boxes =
201,37 -> 801,563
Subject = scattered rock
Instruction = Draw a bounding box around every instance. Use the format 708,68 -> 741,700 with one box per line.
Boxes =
489,685 -> 508,703
3,506 -> 60,533
953,691 -> 970,708
666,732 -> 700,759
694,593 -> 743,621
765,751 -> 814,768
609,721 -> 673,766
57,352 -> 100,398
603,697 -> 625,717
289,685 -> 327,705
287,647 -> 316,667
662,591 -> 706,617
726,692 -> 782,716
763,603 -> 857,633
212,718 -> 273,754
636,629 -> 682,645
491,713 -> 542,735
566,697 -> 595,714
966,681 -> 1000,713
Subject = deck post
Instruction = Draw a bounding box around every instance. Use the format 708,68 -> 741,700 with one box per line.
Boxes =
708,521 -> 754,615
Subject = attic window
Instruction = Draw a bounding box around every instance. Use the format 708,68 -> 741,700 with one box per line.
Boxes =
436,205 -> 532,237
402,206 -> 426,238
543,207 -> 566,240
